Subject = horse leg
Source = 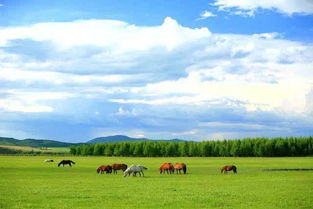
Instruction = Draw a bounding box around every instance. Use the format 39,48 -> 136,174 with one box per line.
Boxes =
141,171 -> 144,177
69,163 -> 72,167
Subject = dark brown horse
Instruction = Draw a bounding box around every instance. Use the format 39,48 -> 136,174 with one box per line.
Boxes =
112,164 -> 127,174
221,165 -> 237,174
160,163 -> 174,174
97,165 -> 112,174
58,160 -> 75,167
174,163 -> 187,174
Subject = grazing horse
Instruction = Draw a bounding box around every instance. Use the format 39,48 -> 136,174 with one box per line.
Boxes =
174,163 -> 187,174
112,164 -> 127,174
97,165 -> 112,174
221,165 -> 237,174
58,160 -> 75,167
44,159 -> 54,163
160,163 -> 174,174
123,165 -> 147,177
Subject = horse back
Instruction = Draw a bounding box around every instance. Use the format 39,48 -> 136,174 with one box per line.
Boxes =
174,163 -> 186,169
112,163 -> 127,171
160,163 -> 173,170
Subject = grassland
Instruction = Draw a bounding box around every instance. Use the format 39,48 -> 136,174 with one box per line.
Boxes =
0,145 -> 70,154
0,156 -> 312,209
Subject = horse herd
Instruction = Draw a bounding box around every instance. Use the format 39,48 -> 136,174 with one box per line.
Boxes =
45,159 -> 238,176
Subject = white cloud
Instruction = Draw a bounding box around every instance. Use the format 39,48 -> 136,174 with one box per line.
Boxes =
1,17 -> 313,116
116,107 -> 137,116
0,17 -> 313,139
0,99 -> 53,113
0,90 -> 72,113
213,0 -> 313,16
197,10 -> 217,20
172,130 -> 199,136
0,17 -> 210,51
0,68 -> 143,85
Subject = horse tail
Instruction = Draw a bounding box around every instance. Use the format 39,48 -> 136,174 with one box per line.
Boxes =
183,165 -> 187,174
233,166 -> 237,173
220,167 -> 224,174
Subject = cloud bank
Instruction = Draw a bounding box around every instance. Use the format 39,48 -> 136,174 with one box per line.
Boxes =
0,17 -> 312,141
213,0 -> 313,16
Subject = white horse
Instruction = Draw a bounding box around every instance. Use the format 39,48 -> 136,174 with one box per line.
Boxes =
123,165 -> 147,177
44,159 -> 54,162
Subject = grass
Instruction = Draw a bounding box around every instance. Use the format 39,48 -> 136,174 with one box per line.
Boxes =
0,156 -> 312,209
0,145 -> 70,153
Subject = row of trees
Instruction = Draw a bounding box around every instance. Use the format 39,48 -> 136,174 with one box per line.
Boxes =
70,137 -> 313,157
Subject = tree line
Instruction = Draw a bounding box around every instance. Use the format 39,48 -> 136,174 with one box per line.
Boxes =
70,137 -> 313,157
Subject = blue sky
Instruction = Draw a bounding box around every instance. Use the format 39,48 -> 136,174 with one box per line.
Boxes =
0,0 -> 313,142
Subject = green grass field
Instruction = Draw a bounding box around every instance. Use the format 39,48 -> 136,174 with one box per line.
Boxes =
0,145 -> 70,154
0,156 -> 312,209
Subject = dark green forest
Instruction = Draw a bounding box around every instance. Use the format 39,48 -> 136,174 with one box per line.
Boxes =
70,137 -> 313,157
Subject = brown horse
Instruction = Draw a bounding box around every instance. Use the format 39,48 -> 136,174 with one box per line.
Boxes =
221,165 -> 237,174
112,164 -> 127,174
160,163 -> 174,174
174,163 -> 187,174
97,165 -> 112,174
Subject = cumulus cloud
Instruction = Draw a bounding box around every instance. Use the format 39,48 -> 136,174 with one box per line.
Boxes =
197,10 -> 217,20
0,17 -> 313,140
213,0 -> 313,16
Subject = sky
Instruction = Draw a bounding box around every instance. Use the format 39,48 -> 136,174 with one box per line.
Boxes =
0,0 -> 313,142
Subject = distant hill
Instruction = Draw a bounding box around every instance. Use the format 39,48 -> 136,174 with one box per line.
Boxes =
87,135 -> 148,144
0,135 -> 185,148
87,135 -> 185,144
0,137 -> 82,148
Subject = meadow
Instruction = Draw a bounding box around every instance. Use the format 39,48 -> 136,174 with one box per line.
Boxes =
0,145 -> 70,154
0,156 -> 312,209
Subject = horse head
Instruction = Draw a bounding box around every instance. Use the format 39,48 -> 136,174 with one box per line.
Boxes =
58,160 -> 64,167
123,168 -> 131,177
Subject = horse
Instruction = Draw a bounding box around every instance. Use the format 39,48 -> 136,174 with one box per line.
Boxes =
221,165 -> 237,174
44,159 -> 54,163
58,160 -> 75,167
160,163 -> 174,174
112,164 -> 127,174
123,165 -> 147,177
173,163 -> 187,174
97,165 -> 112,174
